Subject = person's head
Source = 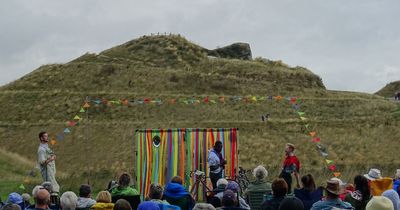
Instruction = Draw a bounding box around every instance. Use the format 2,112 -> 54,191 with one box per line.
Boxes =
41,181 -> 54,194
221,190 -> 237,207
39,131 -> 48,143
395,169 -> 400,180
325,180 -> 340,199
137,201 -> 160,210
253,165 -> 268,180
96,191 -> 111,203
366,196 -> 394,210
113,199 -> 132,210
21,193 -> 31,204
216,178 -> 228,191
285,143 -> 295,155
382,190 -> 400,210
354,175 -> 371,200
7,193 -> 23,205
193,203 -> 216,210
214,141 -> 223,153
118,173 -> 131,188
60,191 -> 78,210
32,185 -> 44,200
226,181 -> 240,193
1,204 -> 21,210
364,168 -> 383,181
301,174 -> 316,192
171,176 -> 183,185
279,197 -> 305,210
148,183 -> 163,200
272,178 -> 288,197
79,184 -> 92,198
35,189 -> 50,208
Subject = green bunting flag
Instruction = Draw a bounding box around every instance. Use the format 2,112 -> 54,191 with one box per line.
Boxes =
19,184 -> 25,190
326,159 -> 334,164
297,112 -> 305,116
79,108 -> 85,113
300,117 -> 307,121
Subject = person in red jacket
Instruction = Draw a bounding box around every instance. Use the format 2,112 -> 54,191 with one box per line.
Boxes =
279,143 -> 301,194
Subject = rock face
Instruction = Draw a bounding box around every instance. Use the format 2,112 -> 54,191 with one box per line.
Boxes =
208,43 -> 252,60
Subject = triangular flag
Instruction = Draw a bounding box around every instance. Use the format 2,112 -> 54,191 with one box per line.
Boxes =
312,137 -> 321,142
144,98 -> 151,104
328,165 -> 336,171
68,121 -> 77,126
64,128 -> 71,133
79,108 -> 85,113
300,117 -> 307,121
169,99 -> 176,104
73,115 -> 81,120
326,159 -> 334,165
274,96 -> 283,101
290,97 -> 297,104
203,97 -> 209,103
297,112 -> 305,116
333,172 -> 341,177
83,103 -> 90,108
50,139 -> 57,146
210,99 -> 217,104
251,96 -> 257,102
268,96 -> 273,100
305,124 -> 310,129
122,99 -> 129,105
19,183 -> 26,190
309,131 -> 316,137
94,99 -> 101,104
219,96 -> 225,103
293,104 -> 301,110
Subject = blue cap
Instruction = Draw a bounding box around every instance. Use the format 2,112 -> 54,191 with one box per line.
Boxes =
8,192 -> 23,204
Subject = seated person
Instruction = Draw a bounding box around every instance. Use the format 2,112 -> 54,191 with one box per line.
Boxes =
364,168 -> 393,196
261,178 -> 288,210
209,179 -> 228,207
77,184 -> 96,209
225,181 -> 250,210
60,191 -> 78,210
219,190 -> 247,210
344,175 -> 371,210
91,191 -> 114,210
310,180 -> 352,210
294,174 -> 323,210
146,183 -> 169,204
244,165 -> 272,199
163,176 -> 195,210
111,173 -> 139,197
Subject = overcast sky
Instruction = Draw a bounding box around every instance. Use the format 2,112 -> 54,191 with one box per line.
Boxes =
1,0 -> 399,93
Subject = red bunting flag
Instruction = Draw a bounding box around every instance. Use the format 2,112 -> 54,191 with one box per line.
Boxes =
328,165 -> 336,171
290,97 -> 297,104
312,137 -> 321,142
203,97 -> 209,103
68,121 -> 77,126
144,98 -> 151,104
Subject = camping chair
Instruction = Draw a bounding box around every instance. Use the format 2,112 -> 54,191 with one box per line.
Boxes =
112,195 -> 141,210
247,189 -> 271,210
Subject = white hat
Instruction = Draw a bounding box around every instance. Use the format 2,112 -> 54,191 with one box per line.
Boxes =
330,177 -> 346,187
364,168 -> 383,180
366,196 -> 394,210
395,169 -> 400,179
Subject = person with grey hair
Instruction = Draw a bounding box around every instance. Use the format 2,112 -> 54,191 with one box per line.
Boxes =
192,203 -> 216,210
41,182 -> 54,194
60,191 -> 78,210
244,165 -> 272,198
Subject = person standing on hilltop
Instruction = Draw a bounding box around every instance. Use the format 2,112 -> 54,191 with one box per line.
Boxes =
37,131 -> 60,193
208,140 -> 227,189
279,143 -> 301,194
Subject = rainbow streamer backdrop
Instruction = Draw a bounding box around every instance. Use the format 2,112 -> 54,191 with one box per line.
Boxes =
136,128 -> 239,200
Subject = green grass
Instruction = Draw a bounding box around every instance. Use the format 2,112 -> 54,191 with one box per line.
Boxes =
0,34 -> 399,196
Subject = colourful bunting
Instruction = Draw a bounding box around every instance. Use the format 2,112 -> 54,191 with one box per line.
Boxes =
300,117 -> 307,121
251,96 -> 257,102
68,121 -> 77,126
122,99 -> 129,105
64,128 -> 71,133
19,183 -> 26,190
326,159 -> 334,165
333,172 -> 341,177
79,108 -> 85,113
210,99 -> 216,104
203,97 -> 209,103
274,96 -> 283,101
290,97 -> 297,104
298,112 -> 305,116
50,139 -> 57,146
305,124 -> 310,129
219,96 -> 225,103
83,103 -> 90,108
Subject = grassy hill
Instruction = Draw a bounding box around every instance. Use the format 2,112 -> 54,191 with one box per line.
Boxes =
376,80 -> 400,97
0,34 -> 399,193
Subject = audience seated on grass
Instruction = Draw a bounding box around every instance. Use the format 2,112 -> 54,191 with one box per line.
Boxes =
294,174 -> 323,210
91,191 -> 114,210
60,191 -> 78,210
278,197 -> 304,210
77,184 -> 96,209
111,173 -> 139,197
366,196 -> 394,210
310,180 -> 352,210
225,181 -> 250,210
163,176 -> 195,210
113,199 -> 132,210
344,175 -> 371,210
261,178 -> 288,210
382,190 -> 400,210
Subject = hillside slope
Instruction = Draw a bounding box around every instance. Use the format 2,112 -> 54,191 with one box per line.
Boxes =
376,80 -> 400,97
0,35 -> 399,191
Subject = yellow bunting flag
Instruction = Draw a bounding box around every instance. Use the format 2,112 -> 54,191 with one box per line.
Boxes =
73,115 -> 81,120
333,172 -> 341,177
309,131 -> 316,137
300,117 -> 307,121
251,96 -> 257,102
50,139 -> 57,146
83,103 -> 90,108
326,159 -> 334,165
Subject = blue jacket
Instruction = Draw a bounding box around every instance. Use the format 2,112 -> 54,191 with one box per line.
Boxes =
311,198 -> 353,210
394,179 -> 400,196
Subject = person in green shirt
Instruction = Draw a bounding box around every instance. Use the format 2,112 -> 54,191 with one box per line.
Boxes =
111,173 -> 139,196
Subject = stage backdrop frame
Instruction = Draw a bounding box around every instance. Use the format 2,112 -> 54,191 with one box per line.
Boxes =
135,128 -> 239,199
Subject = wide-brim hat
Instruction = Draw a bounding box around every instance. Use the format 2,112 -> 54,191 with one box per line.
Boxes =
366,196 -> 394,210
364,168 -> 382,180
325,180 -> 340,195
330,177 -> 346,187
